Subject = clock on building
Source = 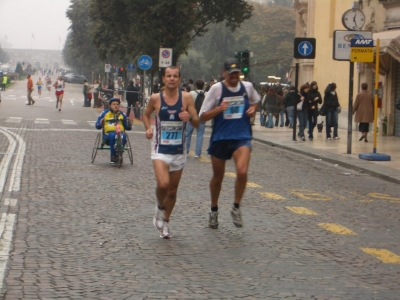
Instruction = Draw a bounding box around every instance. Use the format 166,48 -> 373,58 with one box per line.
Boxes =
342,8 -> 365,31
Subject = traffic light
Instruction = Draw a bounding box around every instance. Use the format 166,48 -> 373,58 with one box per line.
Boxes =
112,66 -> 116,73
118,67 -> 124,76
241,50 -> 250,74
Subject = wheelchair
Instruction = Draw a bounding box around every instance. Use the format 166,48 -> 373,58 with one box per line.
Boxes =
91,131 -> 133,168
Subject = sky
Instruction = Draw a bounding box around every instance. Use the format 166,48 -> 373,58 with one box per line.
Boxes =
0,0 -> 71,50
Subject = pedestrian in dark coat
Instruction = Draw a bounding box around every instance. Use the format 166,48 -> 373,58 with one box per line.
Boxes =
323,82 -> 341,140
353,83 -> 374,142
307,81 -> 322,139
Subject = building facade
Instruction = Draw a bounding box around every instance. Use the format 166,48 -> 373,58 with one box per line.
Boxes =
293,0 -> 400,136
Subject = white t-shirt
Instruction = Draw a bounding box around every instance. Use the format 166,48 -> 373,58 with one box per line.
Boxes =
199,81 -> 260,117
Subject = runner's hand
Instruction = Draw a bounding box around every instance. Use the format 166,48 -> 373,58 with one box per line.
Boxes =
219,100 -> 229,112
246,106 -> 256,118
146,128 -> 153,140
179,107 -> 191,122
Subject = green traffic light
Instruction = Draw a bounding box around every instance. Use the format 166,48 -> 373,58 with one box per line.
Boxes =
242,67 -> 249,73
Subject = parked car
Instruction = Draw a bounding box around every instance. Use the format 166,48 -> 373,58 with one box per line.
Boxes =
65,74 -> 86,84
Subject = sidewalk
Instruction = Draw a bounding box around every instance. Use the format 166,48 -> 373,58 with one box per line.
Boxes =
250,114 -> 400,184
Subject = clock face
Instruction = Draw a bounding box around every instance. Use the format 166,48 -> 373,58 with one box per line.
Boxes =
342,9 -> 365,31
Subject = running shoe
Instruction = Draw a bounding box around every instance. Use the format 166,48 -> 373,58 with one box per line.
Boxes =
153,206 -> 165,231
208,211 -> 219,229
334,136 -> 340,140
230,207 -> 243,228
160,222 -> 171,239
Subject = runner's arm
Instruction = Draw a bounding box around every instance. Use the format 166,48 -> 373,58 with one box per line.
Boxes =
181,93 -> 199,128
143,94 -> 157,139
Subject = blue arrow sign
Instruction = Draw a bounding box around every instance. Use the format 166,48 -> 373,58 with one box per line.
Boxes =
298,41 -> 313,56
138,55 -> 152,71
127,63 -> 136,72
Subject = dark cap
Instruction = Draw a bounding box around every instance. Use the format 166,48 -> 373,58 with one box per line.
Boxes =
109,97 -> 121,105
224,58 -> 240,74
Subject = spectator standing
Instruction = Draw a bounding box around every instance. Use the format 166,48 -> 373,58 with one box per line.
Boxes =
275,88 -> 285,127
323,83 -> 341,140
307,81 -> 322,140
259,86 -> 267,126
263,87 -> 277,128
297,83 -> 310,141
26,75 -> 35,105
205,79 -> 215,92
187,79 -> 195,91
186,79 -> 206,157
284,86 -> 300,128
92,80 -> 101,108
353,83 -> 374,142
126,80 -> 139,119
83,80 -> 90,107
2,75 -> 8,91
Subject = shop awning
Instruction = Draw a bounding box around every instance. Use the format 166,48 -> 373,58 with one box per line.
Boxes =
373,29 -> 400,63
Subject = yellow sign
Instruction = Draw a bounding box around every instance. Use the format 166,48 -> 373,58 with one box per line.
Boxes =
350,47 -> 374,62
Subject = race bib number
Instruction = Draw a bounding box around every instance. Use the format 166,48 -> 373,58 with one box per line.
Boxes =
160,121 -> 183,145
58,85 -> 62,89
223,96 -> 245,119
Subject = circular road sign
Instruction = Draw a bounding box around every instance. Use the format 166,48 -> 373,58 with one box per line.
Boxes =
161,49 -> 171,59
298,41 -> 313,57
127,63 -> 136,72
137,55 -> 153,71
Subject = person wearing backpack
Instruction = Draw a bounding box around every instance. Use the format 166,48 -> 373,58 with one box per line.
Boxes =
185,79 -> 206,158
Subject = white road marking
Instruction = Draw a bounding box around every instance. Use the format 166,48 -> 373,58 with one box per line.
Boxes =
4,199 -> 17,207
70,100 -> 74,106
0,129 -> 17,193
62,119 -> 77,125
0,213 -> 17,290
6,117 -> 22,123
4,129 -> 26,192
35,118 -> 49,124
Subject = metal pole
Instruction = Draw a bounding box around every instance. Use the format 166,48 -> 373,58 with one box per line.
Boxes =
373,39 -> 380,154
347,62 -> 354,154
293,62 -> 299,141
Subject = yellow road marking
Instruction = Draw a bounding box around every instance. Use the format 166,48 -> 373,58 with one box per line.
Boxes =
349,191 -> 372,202
225,172 -> 236,178
291,190 -> 331,201
368,193 -> 400,202
224,172 -> 261,187
259,192 -> 286,200
198,156 -> 211,163
285,206 -> 318,215
359,200 -> 374,203
246,182 -> 262,188
361,248 -> 400,264
318,223 -> 357,235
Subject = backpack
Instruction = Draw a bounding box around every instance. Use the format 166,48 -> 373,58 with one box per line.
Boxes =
194,91 -> 205,114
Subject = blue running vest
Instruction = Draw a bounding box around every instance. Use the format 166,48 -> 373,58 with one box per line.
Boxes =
154,91 -> 186,154
210,82 -> 252,143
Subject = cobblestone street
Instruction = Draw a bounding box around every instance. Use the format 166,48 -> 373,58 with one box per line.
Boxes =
0,82 -> 399,299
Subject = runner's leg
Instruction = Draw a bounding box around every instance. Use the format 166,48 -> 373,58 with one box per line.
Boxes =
232,145 -> 251,205
153,160 -> 170,210
59,93 -> 64,110
164,169 -> 183,221
210,156 -> 226,207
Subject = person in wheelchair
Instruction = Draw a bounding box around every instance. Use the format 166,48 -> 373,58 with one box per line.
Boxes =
95,98 -> 132,164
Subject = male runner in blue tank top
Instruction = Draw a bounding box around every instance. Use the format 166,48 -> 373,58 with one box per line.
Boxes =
143,66 -> 199,238
199,58 -> 260,228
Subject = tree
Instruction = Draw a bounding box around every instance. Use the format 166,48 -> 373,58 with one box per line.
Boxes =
0,45 -> 10,63
15,63 -> 24,77
89,0 -> 254,77
63,0 -> 106,80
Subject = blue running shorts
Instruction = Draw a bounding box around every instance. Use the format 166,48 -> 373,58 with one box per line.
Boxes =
208,139 -> 251,160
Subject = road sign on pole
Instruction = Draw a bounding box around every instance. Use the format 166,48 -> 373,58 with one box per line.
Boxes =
333,30 -> 372,61
159,48 -> 173,67
350,39 -> 374,62
138,55 -> 152,71
127,63 -> 136,72
105,64 -> 111,73
294,38 -> 316,59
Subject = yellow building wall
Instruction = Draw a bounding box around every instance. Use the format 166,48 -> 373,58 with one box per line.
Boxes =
312,0 -> 360,110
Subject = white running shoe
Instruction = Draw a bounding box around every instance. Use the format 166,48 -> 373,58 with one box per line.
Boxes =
153,206 -> 165,231
208,211 -> 219,229
160,222 -> 171,239
230,207 -> 243,228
